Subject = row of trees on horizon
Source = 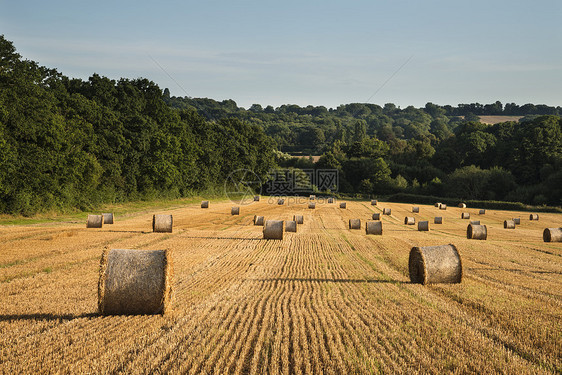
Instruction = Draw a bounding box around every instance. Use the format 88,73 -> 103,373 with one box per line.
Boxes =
0,35 -> 560,215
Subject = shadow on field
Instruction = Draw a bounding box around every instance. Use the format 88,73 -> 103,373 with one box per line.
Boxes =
0,312 -> 98,322
253,278 -> 404,284
182,235 -> 262,241
107,230 -> 150,234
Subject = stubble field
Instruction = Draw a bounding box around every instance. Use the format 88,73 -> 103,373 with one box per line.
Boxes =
0,198 -> 560,374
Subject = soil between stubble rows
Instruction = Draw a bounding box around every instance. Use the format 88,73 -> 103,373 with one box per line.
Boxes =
0,200 -> 560,374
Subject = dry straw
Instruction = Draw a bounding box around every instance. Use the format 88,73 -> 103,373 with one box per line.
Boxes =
372,213 -> 381,220
504,220 -> 516,229
102,213 -> 114,225
153,214 -> 173,233
371,200 -> 377,205
467,224 -> 487,240
412,206 -> 419,213
470,220 -> 480,225
404,217 -> 415,225
461,212 -> 470,219
513,217 -> 521,225
293,215 -> 304,224
530,214 -> 539,221
254,215 -> 265,226
383,208 -> 391,215
87,215 -> 103,228
418,221 -> 429,231
349,219 -> 361,229
408,244 -> 462,284
263,220 -> 284,240
231,207 -> 240,215
340,202 -> 347,209
308,202 -> 316,209
98,248 -> 173,315
543,228 -> 562,242
479,209 -> 486,215
201,201 -> 209,208
285,220 -> 297,232
365,221 -> 382,235
459,203 -> 466,208
434,217 -> 443,224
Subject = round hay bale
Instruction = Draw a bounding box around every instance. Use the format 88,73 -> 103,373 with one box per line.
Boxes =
371,200 -> 378,206
328,198 -> 334,203
418,221 -> 429,231
231,207 -> 240,215
459,203 -> 466,208
308,202 -> 316,209
340,202 -> 347,209
543,228 -> 562,242
309,195 -> 316,200
102,213 -> 114,225
412,206 -> 420,213
530,214 -> 539,221
408,244 -> 462,284
467,224 -> 487,240
277,199 -> 285,205
87,215 -> 103,228
479,209 -> 486,215
372,213 -> 381,220
254,196 -> 260,202
404,217 -> 415,225
504,220 -> 516,229
263,220 -> 284,240
365,221 -> 382,235
293,215 -> 304,224
152,214 -> 173,233
383,208 -> 391,215
254,215 -> 265,226
513,218 -> 521,225
435,202 -> 441,208
470,220 -> 480,225
434,217 -> 443,224
285,220 -> 297,232
98,249 -> 173,315
349,219 -> 361,230
461,212 -> 470,219
201,201 -> 209,208
440,204 -> 447,210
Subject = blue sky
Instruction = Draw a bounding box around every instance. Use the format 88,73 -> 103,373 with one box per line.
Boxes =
1,0 -> 560,109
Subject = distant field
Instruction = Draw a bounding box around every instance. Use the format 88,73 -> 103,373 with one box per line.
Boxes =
478,115 -> 523,124
0,199 -> 560,373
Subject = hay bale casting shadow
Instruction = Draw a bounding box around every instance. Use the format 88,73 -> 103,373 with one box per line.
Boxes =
366,221 -> 382,235
340,202 -> 347,209
152,214 -> 173,233
418,221 -> 429,231
372,213 -> 381,220
254,196 -> 260,202
308,203 -> 316,209
479,209 -> 486,215
409,244 -> 462,284
404,217 -> 415,225
87,215 -> 103,228
263,220 -> 284,240
102,213 -> 114,225
349,219 -> 361,230
371,200 -> 378,205
201,201 -> 209,208
254,215 -> 265,226
98,249 -> 173,315
231,207 -> 240,215
504,220 -> 516,229
293,215 -> 304,224
543,228 -> 562,242
467,224 -> 487,240
383,208 -> 391,215
461,212 -> 470,219
530,214 -> 539,221
434,217 -> 443,224
285,220 -> 297,232
412,206 -> 419,213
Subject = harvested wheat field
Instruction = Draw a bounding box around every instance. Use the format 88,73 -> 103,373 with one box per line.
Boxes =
0,199 -> 561,374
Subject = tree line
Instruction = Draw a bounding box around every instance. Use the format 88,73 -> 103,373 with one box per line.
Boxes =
0,36 -> 274,215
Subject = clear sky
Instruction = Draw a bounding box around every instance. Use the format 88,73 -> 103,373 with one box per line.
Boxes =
1,0 -> 560,109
